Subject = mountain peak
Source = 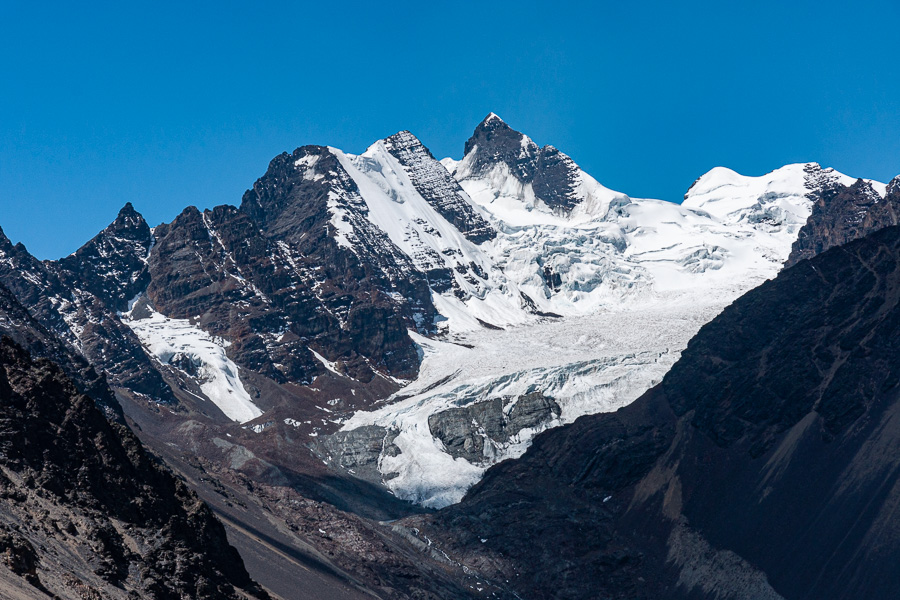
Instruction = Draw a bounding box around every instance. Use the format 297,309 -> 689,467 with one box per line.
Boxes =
118,201 -> 137,217
888,174 -> 900,196
111,201 -> 148,232
459,115 -> 598,213
461,114 -> 537,182
382,129 -> 427,153
481,112 -> 505,126
465,113 -> 524,155
54,201 -> 153,311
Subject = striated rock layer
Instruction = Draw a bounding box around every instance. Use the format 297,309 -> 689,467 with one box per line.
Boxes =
787,173 -> 898,266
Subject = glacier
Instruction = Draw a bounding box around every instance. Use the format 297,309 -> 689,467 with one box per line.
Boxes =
330,118 -> 880,507
103,114 -> 881,508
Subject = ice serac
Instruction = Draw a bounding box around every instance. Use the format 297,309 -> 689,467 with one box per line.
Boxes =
381,130 -> 496,244
5,115 -> 889,520
681,163 -> 826,227
3,114 -> 898,597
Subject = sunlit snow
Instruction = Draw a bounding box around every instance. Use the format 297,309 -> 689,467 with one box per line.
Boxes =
121,305 -> 263,423
336,147 -> 881,507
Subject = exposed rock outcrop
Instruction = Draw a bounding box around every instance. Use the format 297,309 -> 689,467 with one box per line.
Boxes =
787,173 -> 900,266
236,145 -> 436,381
382,130 -> 496,244
0,217 -> 174,405
427,392 -> 561,463
0,337 -> 266,599
0,267 -> 120,418
56,202 -> 153,312
459,113 -> 584,213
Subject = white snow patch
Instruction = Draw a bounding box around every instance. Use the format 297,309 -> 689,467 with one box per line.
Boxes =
327,190 -> 355,250
121,306 -> 263,423
311,349 -> 343,376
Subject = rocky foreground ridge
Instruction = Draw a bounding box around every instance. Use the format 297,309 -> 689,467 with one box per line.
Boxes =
0,284 -> 265,598
412,215 -> 900,599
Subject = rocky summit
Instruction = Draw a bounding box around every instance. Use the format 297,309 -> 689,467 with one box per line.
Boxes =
0,113 -> 898,599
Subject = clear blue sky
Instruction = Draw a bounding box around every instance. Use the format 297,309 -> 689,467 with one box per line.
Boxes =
2,0 -> 899,259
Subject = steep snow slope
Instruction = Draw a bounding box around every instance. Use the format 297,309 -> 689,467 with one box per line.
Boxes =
332,116 -> 878,507
330,141 -> 497,305
121,305 -> 263,423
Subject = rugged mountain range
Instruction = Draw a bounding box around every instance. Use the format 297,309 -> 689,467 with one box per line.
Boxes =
5,114 -> 873,507
1,113 -> 899,598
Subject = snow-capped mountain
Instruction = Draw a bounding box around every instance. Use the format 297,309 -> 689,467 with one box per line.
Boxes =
329,115 -> 887,507
0,113 -> 892,512
4,111 -> 900,600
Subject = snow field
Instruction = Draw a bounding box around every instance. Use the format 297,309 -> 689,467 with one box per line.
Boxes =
121,305 -> 263,423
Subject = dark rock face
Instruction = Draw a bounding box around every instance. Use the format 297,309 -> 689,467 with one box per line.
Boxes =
56,202 -> 153,312
415,224 -> 900,600
235,145 -> 436,381
461,113 -> 584,213
0,220 -> 174,405
383,130 -> 495,244
315,425 -> 401,485
666,227 -> 900,451
532,144 -> 580,212
428,392 -> 561,463
463,113 -> 540,182
0,279 -> 121,418
0,338 -> 266,599
146,203 -> 322,384
786,173 -> 900,266
0,227 -> 77,348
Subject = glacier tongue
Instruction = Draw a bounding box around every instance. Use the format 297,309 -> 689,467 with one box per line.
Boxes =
343,300 -> 728,507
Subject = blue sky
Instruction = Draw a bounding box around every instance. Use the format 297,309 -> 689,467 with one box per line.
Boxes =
2,0 -> 899,259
